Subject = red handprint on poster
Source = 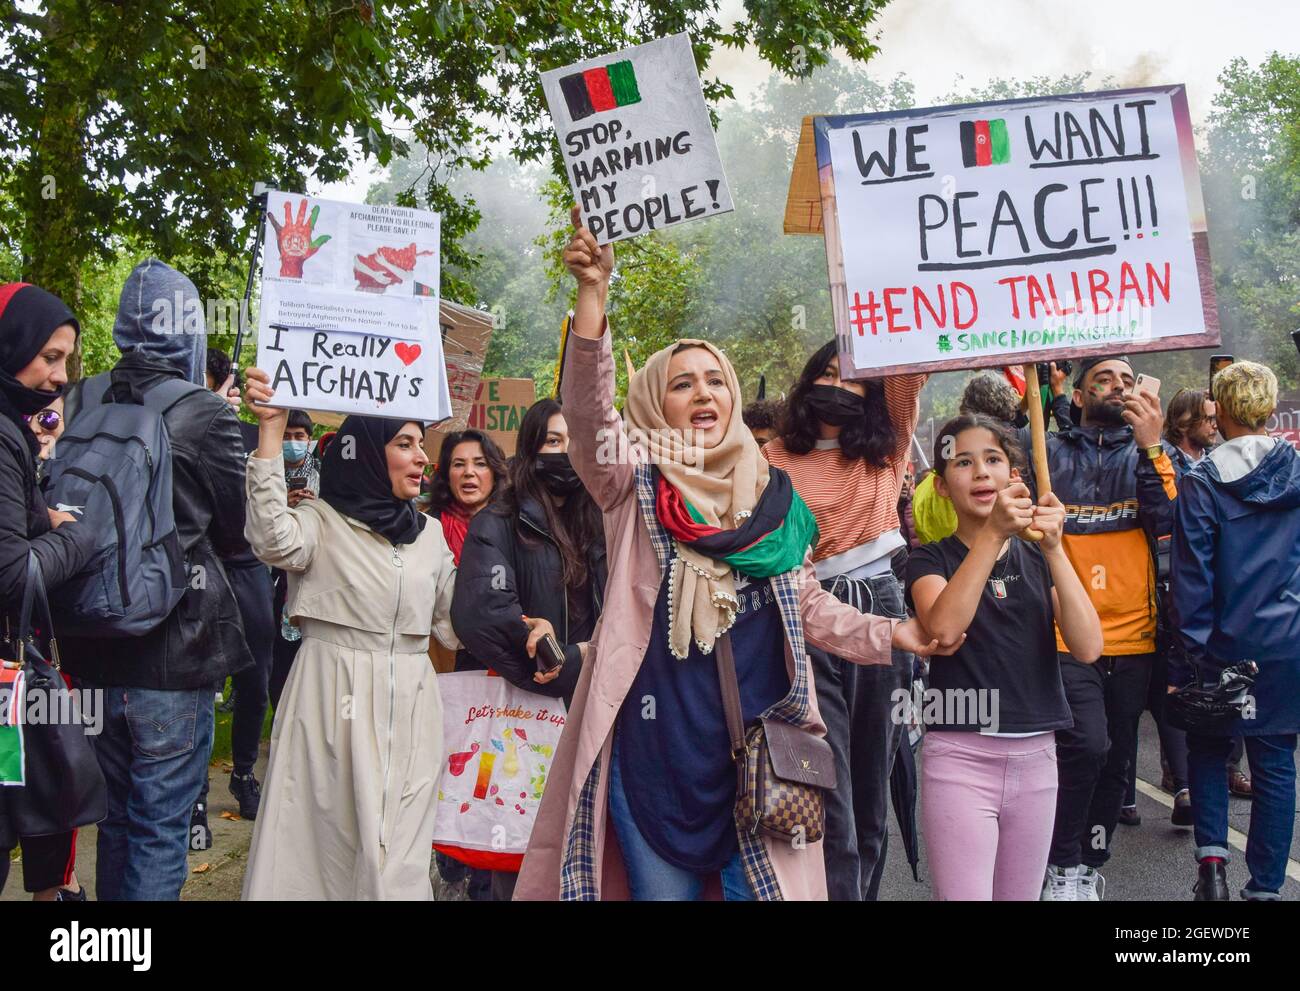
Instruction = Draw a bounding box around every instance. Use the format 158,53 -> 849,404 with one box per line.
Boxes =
267,198 -> 332,278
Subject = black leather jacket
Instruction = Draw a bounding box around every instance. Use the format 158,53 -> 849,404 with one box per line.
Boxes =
59,352 -> 253,689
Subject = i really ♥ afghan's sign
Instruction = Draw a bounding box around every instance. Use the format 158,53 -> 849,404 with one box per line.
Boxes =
541,32 -> 734,245
255,190 -> 451,422
812,85 -> 1220,378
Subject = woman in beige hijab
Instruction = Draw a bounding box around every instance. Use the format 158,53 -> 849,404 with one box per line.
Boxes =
512,211 -> 954,902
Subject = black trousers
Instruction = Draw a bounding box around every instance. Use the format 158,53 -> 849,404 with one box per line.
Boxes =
227,562 -> 276,776
0,830 -> 76,894
811,572 -> 913,901
1050,653 -> 1153,869
1124,646 -> 1189,803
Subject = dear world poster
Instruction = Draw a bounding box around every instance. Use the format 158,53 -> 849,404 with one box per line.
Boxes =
255,190 -> 451,422
540,32 -> 734,245
814,85 -> 1219,378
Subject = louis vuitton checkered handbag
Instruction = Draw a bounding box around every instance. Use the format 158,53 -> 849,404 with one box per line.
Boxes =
716,634 -> 837,845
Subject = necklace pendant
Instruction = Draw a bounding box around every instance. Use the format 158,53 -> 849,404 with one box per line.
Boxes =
990,578 -> 1007,599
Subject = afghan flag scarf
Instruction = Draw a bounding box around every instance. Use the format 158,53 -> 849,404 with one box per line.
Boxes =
656,466 -> 816,579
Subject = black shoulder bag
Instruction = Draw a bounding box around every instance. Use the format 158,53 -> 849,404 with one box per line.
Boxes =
2,552 -> 107,836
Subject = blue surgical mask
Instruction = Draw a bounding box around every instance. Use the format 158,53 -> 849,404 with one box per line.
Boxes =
282,440 -> 309,463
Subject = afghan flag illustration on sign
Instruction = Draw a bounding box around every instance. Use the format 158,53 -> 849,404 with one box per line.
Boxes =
560,61 -> 642,120
961,118 -> 1011,167
540,33 -> 734,244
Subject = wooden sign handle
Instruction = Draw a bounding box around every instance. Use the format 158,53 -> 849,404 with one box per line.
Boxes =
1019,362 -> 1051,543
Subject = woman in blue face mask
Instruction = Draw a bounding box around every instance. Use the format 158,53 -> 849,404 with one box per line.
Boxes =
448,398 -> 607,901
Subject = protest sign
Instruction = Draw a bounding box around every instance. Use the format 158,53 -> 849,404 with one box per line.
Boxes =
1268,393 -> 1300,452
540,32 -> 733,244
431,672 -> 565,870
255,190 -> 450,421
427,376 -> 536,460
809,85 -> 1219,378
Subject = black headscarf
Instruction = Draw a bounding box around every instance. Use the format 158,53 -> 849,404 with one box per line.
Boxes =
319,415 -> 428,546
0,283 -> 81,457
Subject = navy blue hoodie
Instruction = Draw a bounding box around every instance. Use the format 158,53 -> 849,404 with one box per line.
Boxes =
1170,438 -> 1300,735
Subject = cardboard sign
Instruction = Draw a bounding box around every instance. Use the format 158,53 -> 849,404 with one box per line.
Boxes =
812,86 -> 1219,378
255,190 -> 451,421
427,376 -> 536,460
541,32 -> 733,244
1269,393 -> 1300,453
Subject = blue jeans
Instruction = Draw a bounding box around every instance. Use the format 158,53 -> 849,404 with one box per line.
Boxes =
1187,732 -> 1297,898
608,738 -> 754,901
83,684 -> 215,900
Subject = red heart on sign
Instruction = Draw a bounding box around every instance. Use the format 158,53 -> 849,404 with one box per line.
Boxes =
394,342 -> 421,366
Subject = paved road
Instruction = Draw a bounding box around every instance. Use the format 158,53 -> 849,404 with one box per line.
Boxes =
878,712 -> 1300,901
7,713 -> 1298,901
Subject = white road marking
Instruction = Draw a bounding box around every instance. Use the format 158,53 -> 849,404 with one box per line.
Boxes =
1134,777 -> 1300,882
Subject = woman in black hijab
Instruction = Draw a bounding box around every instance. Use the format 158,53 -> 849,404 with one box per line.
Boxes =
0,282 -> 96,900
238,366 -> 460,900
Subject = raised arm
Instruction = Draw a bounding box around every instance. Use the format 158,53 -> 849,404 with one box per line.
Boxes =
241,367 -> 322,572
884,372 -> 927,464
559,205 -> 637,512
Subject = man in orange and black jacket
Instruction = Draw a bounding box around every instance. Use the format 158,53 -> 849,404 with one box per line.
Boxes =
1031,356 -> 1177,900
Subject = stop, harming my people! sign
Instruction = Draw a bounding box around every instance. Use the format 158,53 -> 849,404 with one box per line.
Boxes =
813,85 -> 1220,377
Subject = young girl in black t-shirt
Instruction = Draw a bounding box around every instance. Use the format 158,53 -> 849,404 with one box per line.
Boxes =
905,414 -> 1101,900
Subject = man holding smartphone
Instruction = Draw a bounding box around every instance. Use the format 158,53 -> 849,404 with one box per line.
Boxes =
1032,355 -> 1177,900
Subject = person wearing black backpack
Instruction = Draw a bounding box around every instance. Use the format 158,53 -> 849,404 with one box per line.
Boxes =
0,282 -> 97,900
59,259 -> 253,901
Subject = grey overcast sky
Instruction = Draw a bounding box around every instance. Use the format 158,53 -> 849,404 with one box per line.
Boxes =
323,0 -> 1294,201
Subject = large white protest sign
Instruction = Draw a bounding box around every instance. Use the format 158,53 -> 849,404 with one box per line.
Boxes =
541,32 -> 733,244
255,191 -> 450,421
813,85 -> 1219,377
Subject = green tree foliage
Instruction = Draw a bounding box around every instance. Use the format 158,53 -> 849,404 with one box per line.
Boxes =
0,0 -> 891,339
1200,53 -> 1300,386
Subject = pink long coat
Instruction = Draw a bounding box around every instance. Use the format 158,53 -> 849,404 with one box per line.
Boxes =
513,329 -> 899,900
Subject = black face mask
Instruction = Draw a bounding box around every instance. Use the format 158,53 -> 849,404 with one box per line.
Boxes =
536,453 -> 583,495
805,384 -> 866,426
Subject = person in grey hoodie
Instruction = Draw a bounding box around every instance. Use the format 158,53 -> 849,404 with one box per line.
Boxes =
61,259 -> 253,900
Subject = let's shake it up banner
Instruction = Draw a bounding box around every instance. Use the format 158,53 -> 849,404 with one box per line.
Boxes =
813,85 -> 1219,377
255,190 -> 451,421
541,32 -> 734,244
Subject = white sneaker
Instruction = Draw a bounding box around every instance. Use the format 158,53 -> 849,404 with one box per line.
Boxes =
1077,865 -> 1105,901
1041,864 -> 1077,900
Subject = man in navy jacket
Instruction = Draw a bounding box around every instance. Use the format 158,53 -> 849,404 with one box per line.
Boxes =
1171,361 -> 1300,901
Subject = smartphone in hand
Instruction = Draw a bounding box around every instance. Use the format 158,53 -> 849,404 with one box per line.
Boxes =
536,633 -> 565,673
1133,373 -> 1161,400
1210,355 -> 1233,393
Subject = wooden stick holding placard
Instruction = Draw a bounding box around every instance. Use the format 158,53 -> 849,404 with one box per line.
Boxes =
1020,362 -> 1050,543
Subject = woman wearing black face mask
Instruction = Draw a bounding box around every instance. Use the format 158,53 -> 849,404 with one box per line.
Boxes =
764,339 -> 927,902
449,398 -> 606,900
451,397 -> 606,705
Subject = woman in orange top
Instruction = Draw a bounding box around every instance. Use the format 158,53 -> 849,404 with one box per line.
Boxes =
763,341 -> 925,900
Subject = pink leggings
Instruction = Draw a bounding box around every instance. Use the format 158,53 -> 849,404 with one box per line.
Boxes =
921,731 -> 1058,901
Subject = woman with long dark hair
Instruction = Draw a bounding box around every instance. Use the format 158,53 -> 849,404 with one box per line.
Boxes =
429,429 -> 509,566
450,399 -> 606,901
763,339 -> 926,900
451,399 -> 605,707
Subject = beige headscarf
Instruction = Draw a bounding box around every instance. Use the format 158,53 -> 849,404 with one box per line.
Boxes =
624,339 -> 770,658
